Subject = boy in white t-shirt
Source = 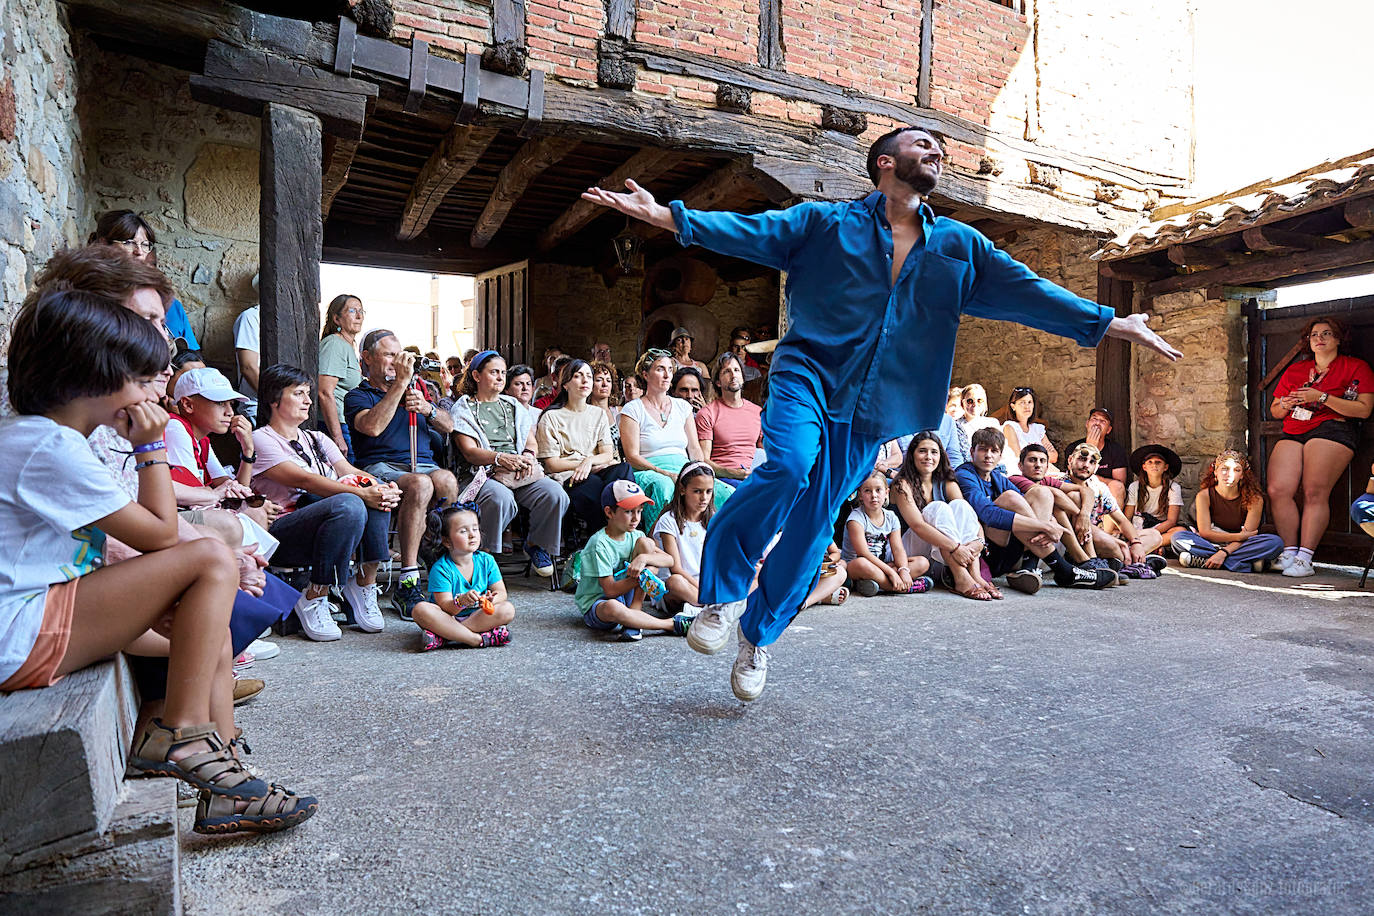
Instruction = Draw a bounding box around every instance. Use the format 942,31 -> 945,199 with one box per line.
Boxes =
0,289 -> 315,834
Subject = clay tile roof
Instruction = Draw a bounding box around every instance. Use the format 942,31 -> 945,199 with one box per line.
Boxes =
1094,150 -> 1374,260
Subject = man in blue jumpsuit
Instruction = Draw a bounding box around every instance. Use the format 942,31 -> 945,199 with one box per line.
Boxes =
583,126 -> 1181,701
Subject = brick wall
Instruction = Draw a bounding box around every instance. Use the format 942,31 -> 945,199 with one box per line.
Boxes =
779,0 -> 918,101
527,0 -> 603,83
929,0 -> 1029,127
637,0 -> 757,65
391,0 -> 491,56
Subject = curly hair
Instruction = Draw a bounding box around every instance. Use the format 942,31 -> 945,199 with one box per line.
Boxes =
1199,449 -> 1263,511
588,359 -> 620,406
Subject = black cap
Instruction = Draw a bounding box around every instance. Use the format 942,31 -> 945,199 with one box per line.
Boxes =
1088,406 -> 1114,423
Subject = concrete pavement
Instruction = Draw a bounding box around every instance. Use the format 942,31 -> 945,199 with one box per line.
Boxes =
183,564 -> 1374,914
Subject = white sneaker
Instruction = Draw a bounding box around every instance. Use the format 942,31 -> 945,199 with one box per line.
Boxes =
687,599 -> 746,655
295,594 -> 341,641
246,638 -> 279,660
731,626 -> 769,702
1274,552 -> 1296,571
341,579 -> 385,633
1282,557 -> 1315,578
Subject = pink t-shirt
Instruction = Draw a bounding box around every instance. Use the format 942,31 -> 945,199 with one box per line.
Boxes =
695,399 -> 762,471
250,426 -> 345,509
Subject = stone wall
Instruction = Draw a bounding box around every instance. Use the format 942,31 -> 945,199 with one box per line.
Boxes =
76,41 -> 261,369
950,226 -> 1101,455
0,0 -> 86,352
527,261 -> 779,378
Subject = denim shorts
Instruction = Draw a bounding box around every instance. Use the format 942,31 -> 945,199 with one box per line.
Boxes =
582,598 -> 621,631
363,460 -> 441,483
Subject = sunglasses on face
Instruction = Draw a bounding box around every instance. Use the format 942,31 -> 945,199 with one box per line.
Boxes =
219,495 -> 267,510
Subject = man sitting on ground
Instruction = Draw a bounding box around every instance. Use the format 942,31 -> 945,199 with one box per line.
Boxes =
1061,441 -> 1166,579
954,428 -> 1114,592
1068,407 -> 1129,506
1010,443 -> 1121,584
696,352 -> 764,489
346,329 -> 458,615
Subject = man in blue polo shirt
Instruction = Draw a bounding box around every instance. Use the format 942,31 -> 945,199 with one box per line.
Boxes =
584,124 -> 1181,702
345,328 -> 458,616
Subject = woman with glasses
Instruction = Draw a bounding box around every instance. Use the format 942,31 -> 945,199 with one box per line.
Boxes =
89,210 -> 198,350
249,364 -> 403,640
1000,386 -> 1056,475
619,349 -> 733,532
318,294 -> 365,459
1266,316 -> 1374,577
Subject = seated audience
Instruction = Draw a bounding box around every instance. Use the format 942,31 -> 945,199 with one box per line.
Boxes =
1173,449 -> 1284,572
89,209 -> 198,349
841,468 -> 930,597
653,461 -> 717,614
619,349 -> 733,531
1267,316 -> 1374,577
1125,445 -> 1186,551
696,352 -> 763,488
533,346 -> 564,404
412,503 -> 515,651
588,359 -> 622,459
669,326 -> 709,375
574,481 -> 693,641
725,331 -> 762,383
590,341 -> 613,364
955,428 -> 1114,592
671,365 -> 708,413
534,355 -> 572,410
945,385 -> 963,419
1061,442 -> 1165,578
252,365 -> 402,640
536,358 -> 633,533
1068,407 -> 1129,506
451,350 -> 568,578
804,543 -> 849,607
1010,443 -> 1103,576
1001,386 -> 1057,475
503,363 -> 536,409
954,383 -> 999,464
0,289 -> 315,833
345,329 -> 458,616
318,294 -> 365,458
622,374 -> 645,404
1354,460 -> 1374,539
892,431 -> 997,600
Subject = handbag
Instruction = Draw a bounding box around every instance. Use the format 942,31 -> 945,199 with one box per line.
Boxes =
490,456 -> 545,489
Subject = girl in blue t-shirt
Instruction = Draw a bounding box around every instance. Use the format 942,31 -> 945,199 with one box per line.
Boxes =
412,503 -> 515,650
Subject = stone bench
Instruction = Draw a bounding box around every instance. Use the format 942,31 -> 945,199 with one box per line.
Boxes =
0,655 -> 180,914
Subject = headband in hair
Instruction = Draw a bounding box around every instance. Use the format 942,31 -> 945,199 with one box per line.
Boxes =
469,350 -> 501,372
678,460 -> 715,480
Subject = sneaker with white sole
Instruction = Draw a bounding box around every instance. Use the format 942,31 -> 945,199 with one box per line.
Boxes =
687,599 -> 746,655
295,594 -> 341,641
341,579 -> 385,633
1178,549 -> 1208,569
1274,552 -> 1296,572
246,638 -> 279,660
1282,556 -> 1315,578
731,626 -> 769,702
1005,567 -> 1042,595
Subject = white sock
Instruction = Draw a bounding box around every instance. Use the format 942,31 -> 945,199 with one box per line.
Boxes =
1280,546 -> 1298,559
1296,547 -> 1314,563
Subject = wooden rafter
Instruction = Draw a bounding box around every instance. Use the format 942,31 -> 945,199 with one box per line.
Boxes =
1166,244 -> 1232,269
1145,236 -> 1374,297
1241,225 -> 1344,253
1344,197 -> 1374,229
397,123 -> 500,241
535,147 -> 679,252
321,135 -> 358,218
470,136 -> 580,248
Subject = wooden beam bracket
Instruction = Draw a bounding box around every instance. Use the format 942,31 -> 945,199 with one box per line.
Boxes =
334,16 -> 357,76
405,38 -> 429,113
1241,225 -> 1344,253
536,147 -> 679,252
459,52 -> 482,122
471,135 -> 580,248
397,123 -> 501,240
519,69 -> 545,137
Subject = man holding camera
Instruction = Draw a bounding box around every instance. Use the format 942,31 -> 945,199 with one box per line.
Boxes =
345,329 -> 458,615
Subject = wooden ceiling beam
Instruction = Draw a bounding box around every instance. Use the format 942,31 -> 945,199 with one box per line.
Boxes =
1241,225 -> 1345,253
321,135 -> 358,219
628,157 -> 761,242
1146,235 -> 1374,297
470,135 -> 580,249
396,123 -> 500,241
1098,260 -> 1170,282
1344,197 -> 1374,230
535,147 -> 679,252
1166,243 -> 1233,269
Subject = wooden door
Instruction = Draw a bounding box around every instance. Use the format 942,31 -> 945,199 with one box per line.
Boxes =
475,260 -> 528,366
1247,293 -> 1374,562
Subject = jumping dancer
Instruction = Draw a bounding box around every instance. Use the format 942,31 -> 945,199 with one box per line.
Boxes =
583,125 -> 1181,701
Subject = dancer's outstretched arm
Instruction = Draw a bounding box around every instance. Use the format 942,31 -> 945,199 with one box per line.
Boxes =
581,180 -> 676,232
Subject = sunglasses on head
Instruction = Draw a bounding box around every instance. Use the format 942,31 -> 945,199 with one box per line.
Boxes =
219,495 -> 267,510
647,348 -> 672,360
1013,386 -> 1034,397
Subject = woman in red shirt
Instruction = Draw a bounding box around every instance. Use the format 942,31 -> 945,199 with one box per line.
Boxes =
1267,316 -> 1374,577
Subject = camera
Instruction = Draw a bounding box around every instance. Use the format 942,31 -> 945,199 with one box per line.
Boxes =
416,356 -> 442,371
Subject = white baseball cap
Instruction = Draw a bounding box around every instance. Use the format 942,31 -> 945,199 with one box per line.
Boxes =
174,367 -> 246,402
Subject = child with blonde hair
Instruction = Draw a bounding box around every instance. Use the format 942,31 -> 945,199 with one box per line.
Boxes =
842,469 -> 933,596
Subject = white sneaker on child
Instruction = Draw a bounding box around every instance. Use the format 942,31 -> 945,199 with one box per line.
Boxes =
341,579 -> 385,633
295,594 -> 341,641
687,600 -> 746,655
731,625 -> 769,702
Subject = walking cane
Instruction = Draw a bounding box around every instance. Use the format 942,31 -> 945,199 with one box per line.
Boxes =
408,378 -> 419,473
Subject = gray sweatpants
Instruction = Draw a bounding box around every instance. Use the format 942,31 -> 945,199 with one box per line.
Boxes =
475,476 -> 569,556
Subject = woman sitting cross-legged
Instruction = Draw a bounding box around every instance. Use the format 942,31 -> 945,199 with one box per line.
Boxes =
1172,449 -> 1284,572
892,430 -> 1000,600
250,364 -> 403,640
618,348 -> 732,532
535,358 -> 635,533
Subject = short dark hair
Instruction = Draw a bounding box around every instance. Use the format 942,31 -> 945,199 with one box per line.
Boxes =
172,349 -> 206,370
970,426 -> 1005,452
255,363 -> 313,428
88,210 -> 155,247
671,366 -> 705,395
7,289 -> 170,415
29,244 -> 174,310
503,364 -> 535,390
1019,443 -> 1049,463
866,125 -> 944,185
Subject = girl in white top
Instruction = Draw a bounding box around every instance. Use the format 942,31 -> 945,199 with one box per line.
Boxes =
653,461 -> 717,613
1124,444 -> 1186,550
619,349 -> 732,532
842,470 -> 930,595
1001,386 -> 1057,475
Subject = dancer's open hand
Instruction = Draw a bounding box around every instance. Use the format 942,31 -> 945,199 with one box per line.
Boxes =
580,180 -> 677,233
1105,313 -> 1182,362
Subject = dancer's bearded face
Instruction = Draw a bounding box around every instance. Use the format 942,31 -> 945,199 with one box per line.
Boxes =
892,146 -> 942,194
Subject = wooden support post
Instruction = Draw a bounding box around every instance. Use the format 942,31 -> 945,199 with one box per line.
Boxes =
1094,272 -> 1134,437
759,0 -> 784,69
606,0 -> 636,40
260,103 -> 323,384
471,136 -> 580,248
917,0 -> 934,108
484,0 -> 529,75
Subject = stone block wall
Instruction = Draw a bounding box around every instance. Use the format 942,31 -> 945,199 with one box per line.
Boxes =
950,226 -> 1101,454
76,42 -> 261,369
527,261 -> 779,379
0,0 -> 86,353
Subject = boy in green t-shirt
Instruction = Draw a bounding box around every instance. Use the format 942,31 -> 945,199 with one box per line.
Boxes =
576,481 -> 694,642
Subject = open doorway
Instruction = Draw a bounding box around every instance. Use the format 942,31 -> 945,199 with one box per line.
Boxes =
320,263 -> 477,362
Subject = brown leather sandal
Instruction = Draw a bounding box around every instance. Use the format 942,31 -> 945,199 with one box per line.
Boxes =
128,718 -> 269,801
193,784 -> 319,834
